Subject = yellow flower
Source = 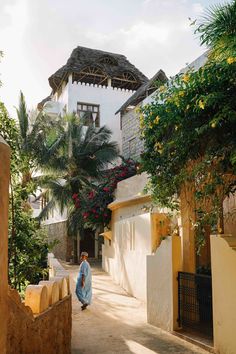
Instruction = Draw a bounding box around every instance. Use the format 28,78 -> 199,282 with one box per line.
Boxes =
175,125 -> 178,131
139,114 -> 144,128
227,57 -> 236,64
149,123 -> 153,129
159,85 -> 166,93
154,116 -> 160,124
154,142 -> 162,151
186,104 -> 190,110
179,91 -> 185,97
198,100 -> 205,110
182,74 -> 189,83
211,122 -> 216,128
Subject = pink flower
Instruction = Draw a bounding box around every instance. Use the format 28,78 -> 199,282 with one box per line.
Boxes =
95,214 -> 99,219
88,191 -> 95,199
103,187 -> 110,192
72,193 -> 78,200
120,172 -> 126,177
82,212 -> 89,219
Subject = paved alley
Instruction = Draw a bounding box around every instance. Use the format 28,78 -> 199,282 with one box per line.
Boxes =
64,262 -> 210,354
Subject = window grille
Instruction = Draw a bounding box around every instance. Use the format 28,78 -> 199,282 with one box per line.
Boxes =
77,102 -> 100,127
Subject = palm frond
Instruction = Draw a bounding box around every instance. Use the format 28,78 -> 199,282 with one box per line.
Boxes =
196,0 -> 236,57
16,91 -> 29,145
36,199 -> 56,221
45,179 -> 72,214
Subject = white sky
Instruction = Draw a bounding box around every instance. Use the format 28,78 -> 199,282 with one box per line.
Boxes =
0,0 -> 221,116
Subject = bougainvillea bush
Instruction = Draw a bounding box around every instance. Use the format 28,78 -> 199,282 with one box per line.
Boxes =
70,159 -> 137,230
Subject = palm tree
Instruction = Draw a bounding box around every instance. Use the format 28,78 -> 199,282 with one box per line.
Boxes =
38,113 -> 119,263
16,91 -> 60,190
196,0 -> 236,59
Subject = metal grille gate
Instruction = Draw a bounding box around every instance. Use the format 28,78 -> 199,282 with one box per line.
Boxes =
178,271 -> 213,338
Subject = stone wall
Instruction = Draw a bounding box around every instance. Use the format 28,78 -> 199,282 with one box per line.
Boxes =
45,220 -> 73,261
7,291 -> 71,354
121,108 -> 144,160
7,254 -> 72,354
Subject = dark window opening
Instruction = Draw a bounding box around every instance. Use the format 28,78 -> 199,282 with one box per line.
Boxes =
77,102 -> 100,127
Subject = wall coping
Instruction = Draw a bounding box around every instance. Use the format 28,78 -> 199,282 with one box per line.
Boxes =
8,253 -> 70,317
108,194 -> 151,211
34,295 -> 71,320
211,233 -> 236,251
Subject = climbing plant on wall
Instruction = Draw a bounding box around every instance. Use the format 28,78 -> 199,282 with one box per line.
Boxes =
69,159 -> 137,232
140,58 -> 236,250
140,1 -> 236,251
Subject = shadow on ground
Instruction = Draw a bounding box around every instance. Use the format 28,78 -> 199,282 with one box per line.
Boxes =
62,262 -> 209,354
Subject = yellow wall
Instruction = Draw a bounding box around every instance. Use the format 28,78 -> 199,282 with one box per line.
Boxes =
211,235 -> 236,354
0,137 -> 10,354
151,213 -> 170,253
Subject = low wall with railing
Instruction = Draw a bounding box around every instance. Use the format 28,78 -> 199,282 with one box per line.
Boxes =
7,254 -> 72,354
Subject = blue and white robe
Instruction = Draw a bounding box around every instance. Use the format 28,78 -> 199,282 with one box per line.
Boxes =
75,260 -> 92,305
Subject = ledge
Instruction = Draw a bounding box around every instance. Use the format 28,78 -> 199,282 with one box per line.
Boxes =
108,194 -> 151,211
212,234 -> 236,251
220,234 -> 236,251
100,231 -> 112,240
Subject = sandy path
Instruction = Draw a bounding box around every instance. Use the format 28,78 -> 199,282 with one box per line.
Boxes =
62,262 -> 209,354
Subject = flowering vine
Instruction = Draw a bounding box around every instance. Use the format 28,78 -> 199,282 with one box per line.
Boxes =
71,159 -> 137,230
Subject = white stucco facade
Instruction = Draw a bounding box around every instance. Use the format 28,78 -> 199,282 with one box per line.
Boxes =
102,173 -> 172,302
147,236 -> 182,331
50,75 -> 135,151
103,211 -> 152,302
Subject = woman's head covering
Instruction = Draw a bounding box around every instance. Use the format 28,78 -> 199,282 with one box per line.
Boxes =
81,251 -> 88,257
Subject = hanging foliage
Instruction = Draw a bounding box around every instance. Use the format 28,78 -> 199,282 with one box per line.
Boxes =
70,159 -> 137,231
140,57 -> 236,250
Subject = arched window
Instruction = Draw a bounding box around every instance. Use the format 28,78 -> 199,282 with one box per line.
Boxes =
112,71 -> 139,90
99,55 -> 118,66
73,66 -> 108,86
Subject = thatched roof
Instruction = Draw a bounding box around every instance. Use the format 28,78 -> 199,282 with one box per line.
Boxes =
49,46 -> 148,92
116,69 -> 167,114
37,94 -> 53,111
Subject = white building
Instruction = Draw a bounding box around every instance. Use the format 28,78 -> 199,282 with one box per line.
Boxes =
38,46 -> 148,260
39,46 -> 148,151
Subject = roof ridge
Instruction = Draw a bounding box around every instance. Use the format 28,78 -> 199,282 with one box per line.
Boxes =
72,45 -> 127,58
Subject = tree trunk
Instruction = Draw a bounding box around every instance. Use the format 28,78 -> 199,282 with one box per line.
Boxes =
180,182 -> 196,273
73,236 -> 78,264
